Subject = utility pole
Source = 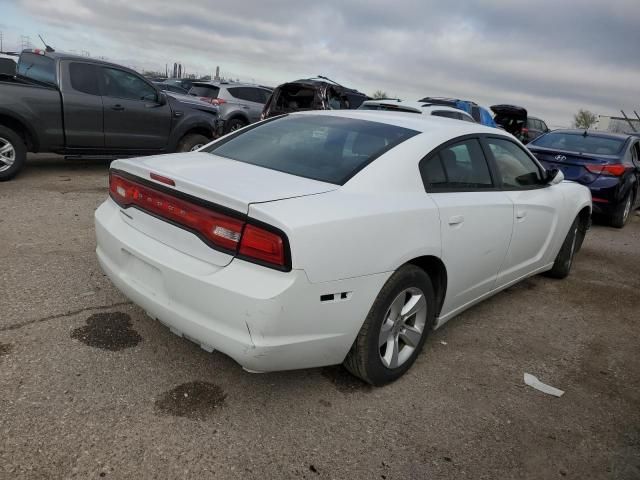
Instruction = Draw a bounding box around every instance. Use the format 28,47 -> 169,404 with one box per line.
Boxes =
0,32 -> 3,52
19,35 -> 31,51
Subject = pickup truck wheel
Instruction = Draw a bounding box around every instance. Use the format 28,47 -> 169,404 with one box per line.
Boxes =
0,126 -> 27,182
177,134 -> 210,152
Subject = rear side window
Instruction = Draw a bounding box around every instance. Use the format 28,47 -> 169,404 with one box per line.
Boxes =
17,53 -> 56,85
228,87 -> 263,102
420,139 -> 493,190
486,138 -> 543,188
189,84 -> 220,98
69,62 -> 101,95
205,115 -> 419,185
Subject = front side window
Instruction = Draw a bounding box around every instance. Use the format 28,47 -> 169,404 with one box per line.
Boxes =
205,115 -> 419,185
487,137 -> 543,188
101,67 -> 157,101
420,139 -> 493,190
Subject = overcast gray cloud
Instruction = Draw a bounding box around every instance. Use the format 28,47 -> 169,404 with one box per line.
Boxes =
9,0 -> 640,126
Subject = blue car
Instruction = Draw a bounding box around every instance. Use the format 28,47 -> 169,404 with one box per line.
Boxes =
528,130 -> 640,228
418,97 -> 497,128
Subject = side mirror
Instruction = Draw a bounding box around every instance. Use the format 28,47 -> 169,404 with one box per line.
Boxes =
547,168 -> 564,185
157,91 -> 167,105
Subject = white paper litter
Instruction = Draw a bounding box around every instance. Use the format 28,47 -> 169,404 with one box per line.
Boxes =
524,373 -> 564,397
440,341 -> 448,345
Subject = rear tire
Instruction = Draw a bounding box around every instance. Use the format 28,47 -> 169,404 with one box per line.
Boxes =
177,133 -> 210,152
0,125 -> 27,182
545,217 -> 580,279
610,191 -> 633,229
344,265 -> 436,386
224,118 -> 248,134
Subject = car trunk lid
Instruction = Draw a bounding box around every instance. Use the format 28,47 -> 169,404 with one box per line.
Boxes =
110,152 -> 338,266
491,104 -> 527,136
529,146 -> 617,184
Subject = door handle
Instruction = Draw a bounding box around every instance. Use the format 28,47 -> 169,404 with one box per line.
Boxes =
516,210 -> 527,219
111,105 -> 125,111
448,215 -> 464,226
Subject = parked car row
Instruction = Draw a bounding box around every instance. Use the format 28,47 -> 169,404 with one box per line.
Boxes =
0,47 -> 557,182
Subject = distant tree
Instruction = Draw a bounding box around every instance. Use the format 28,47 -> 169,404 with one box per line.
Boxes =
372,90 -> 388,99
573,109 -> 597,129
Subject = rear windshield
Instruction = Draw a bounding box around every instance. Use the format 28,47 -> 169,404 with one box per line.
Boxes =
204,115 -> 419,185
532,132 -> 625,155
360,104 -> 420,114
189,85 -> 220,98
17,53 -> 56,85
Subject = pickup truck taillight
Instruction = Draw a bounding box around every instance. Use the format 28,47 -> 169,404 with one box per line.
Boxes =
109,171 -> 289,270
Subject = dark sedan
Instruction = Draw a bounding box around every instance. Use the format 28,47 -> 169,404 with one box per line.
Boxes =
528,130 -> 640,227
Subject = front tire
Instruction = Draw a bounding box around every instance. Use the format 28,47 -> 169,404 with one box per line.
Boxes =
0,126 -> 27,182
610,191 -> 633,229
177,133 -> 210,152
545,217 -> 580,279
344,265 -> 436,386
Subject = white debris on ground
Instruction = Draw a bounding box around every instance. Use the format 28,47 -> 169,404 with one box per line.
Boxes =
524,373 -> 565,397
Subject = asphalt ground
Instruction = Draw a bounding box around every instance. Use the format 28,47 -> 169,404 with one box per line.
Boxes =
1,155 -> 639,479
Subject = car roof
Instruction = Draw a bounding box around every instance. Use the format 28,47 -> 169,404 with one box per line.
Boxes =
547,129 -> 633,141
20,49 -> 135,71
290,109 -> 499,136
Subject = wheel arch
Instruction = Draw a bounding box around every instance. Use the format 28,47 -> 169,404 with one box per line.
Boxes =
405,255 -> 448,318
0,113 -> 38,151
225,113 -> 250,125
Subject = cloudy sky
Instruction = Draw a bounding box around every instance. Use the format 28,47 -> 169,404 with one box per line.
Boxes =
1,0 -> 639,126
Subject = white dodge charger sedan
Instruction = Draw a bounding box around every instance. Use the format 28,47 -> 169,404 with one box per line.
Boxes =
95,111 -> 591,385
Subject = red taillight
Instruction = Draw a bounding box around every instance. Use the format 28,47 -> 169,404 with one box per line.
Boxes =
522,127 -> 529,134
591,196 -> 610,203
109,172 -> 288,269
211,98 -> 226,105
585,164 -> 627,176
239,224 -> 285,267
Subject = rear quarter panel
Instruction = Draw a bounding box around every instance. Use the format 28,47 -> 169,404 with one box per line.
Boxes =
250,190 -> 441,283
248,135 -> 446,283
0,81 -> 63,151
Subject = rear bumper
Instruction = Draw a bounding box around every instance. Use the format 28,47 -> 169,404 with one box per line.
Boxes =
95,199 -> 389,372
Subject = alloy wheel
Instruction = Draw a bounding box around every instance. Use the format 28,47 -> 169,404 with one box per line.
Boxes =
379,287 -> 428,369
0,137 -> 16,173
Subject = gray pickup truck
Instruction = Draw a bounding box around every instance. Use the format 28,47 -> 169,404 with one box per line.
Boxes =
0,49 -> 221,181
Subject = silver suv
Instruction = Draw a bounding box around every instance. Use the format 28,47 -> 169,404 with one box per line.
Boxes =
188,82 -> 272,133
